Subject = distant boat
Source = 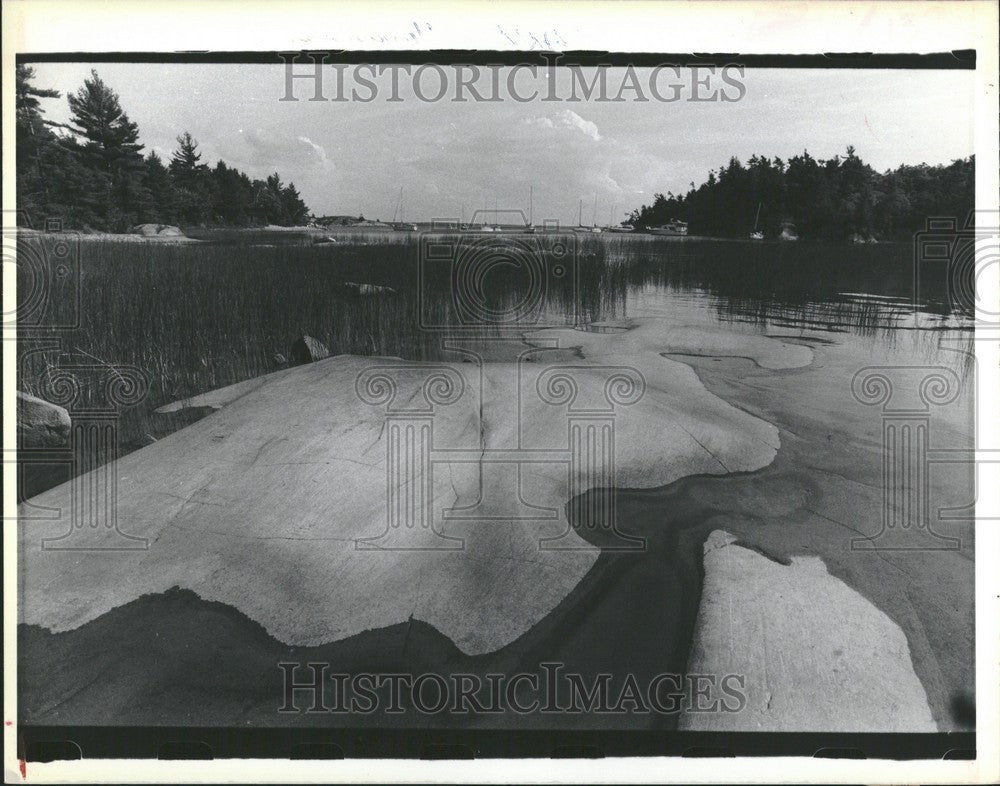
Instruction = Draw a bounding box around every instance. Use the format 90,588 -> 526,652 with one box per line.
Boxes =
604,202 -> 634,233
465,208 -> 532,233
574,198 -> 603,233
390,186 -> 415,230
779,219 -> 799,241
750,202 -> 764,240
649,219 -> 688,236
523,186 -> 535,233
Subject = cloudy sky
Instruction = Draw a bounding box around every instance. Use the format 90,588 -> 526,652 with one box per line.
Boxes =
29,62 -> 975,225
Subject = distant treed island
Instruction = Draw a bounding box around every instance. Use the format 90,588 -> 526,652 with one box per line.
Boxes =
17,66 -> 974,240
628,147 -> 974,240
15,66 -> 310,231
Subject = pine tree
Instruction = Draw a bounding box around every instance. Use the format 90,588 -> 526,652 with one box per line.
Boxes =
67,70 -> 144,174
66,70 -> 147,229
142,151 -> 176,223
169,132 -> 212,225
19,67 -> 313,231
15,65 -> 61,222
280,182 -> 310,225
16,64 -> 60,131
629,146 -> 973,240
169,132 -> 208,184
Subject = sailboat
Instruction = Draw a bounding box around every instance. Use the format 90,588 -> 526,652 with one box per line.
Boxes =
391,187 -> 417,231
749,203 -> 764,240
604,202 -> 634,233
574,198 -> 602,233
523,186 -> 535,233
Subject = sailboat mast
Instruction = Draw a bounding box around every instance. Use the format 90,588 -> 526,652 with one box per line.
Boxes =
391,186 -> 402,223
529,186 -> 533,226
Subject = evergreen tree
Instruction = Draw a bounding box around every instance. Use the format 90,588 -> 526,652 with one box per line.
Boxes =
211,161 -> 255,225
169,132 -> 208,184
15,64 -> 60,131
280,182 -> 310,225
16,68 -> 312,230
169,132 -> 215,225
66,70 -> 147,229
15,65 -> 61,222
67,70 -> 144,173
142,151 -> 176,223
629,147 -> 974,240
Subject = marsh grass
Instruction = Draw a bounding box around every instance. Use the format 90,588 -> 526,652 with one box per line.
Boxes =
17,233 -> 610,460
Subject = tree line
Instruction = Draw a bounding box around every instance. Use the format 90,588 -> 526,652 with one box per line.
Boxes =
628,147 -> 974,240
16,66 -> 311,231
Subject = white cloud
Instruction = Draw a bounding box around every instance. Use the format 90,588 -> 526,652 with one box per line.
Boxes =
556,109 -> 601,142
522,116 -> 554,129
297,136 -> 333,168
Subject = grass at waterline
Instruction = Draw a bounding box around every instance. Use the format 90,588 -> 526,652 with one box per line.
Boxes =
15,233 -> 617,469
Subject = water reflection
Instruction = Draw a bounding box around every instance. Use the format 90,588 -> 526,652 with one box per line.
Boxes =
412,233 -> 974,367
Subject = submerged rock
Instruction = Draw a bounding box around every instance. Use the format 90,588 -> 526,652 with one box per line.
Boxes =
288,335 -> 329,365
17,391 -> 70,448
342,282 -> 396,295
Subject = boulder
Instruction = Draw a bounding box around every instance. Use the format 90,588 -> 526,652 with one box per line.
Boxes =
342,282 -> 396,295
17,391 -> 71,448
680,530 -> 936,732
288,335 -> 329,366
131,223 -> 183,237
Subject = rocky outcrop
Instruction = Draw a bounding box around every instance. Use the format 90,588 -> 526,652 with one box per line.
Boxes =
680,530 -> 936,732
131,223 -> 184,237
288,335 -> 330,366
19,323 -> 797,655
17,391 -> 71,448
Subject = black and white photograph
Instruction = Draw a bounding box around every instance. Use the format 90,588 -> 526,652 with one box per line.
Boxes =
4,1 -> 998,782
